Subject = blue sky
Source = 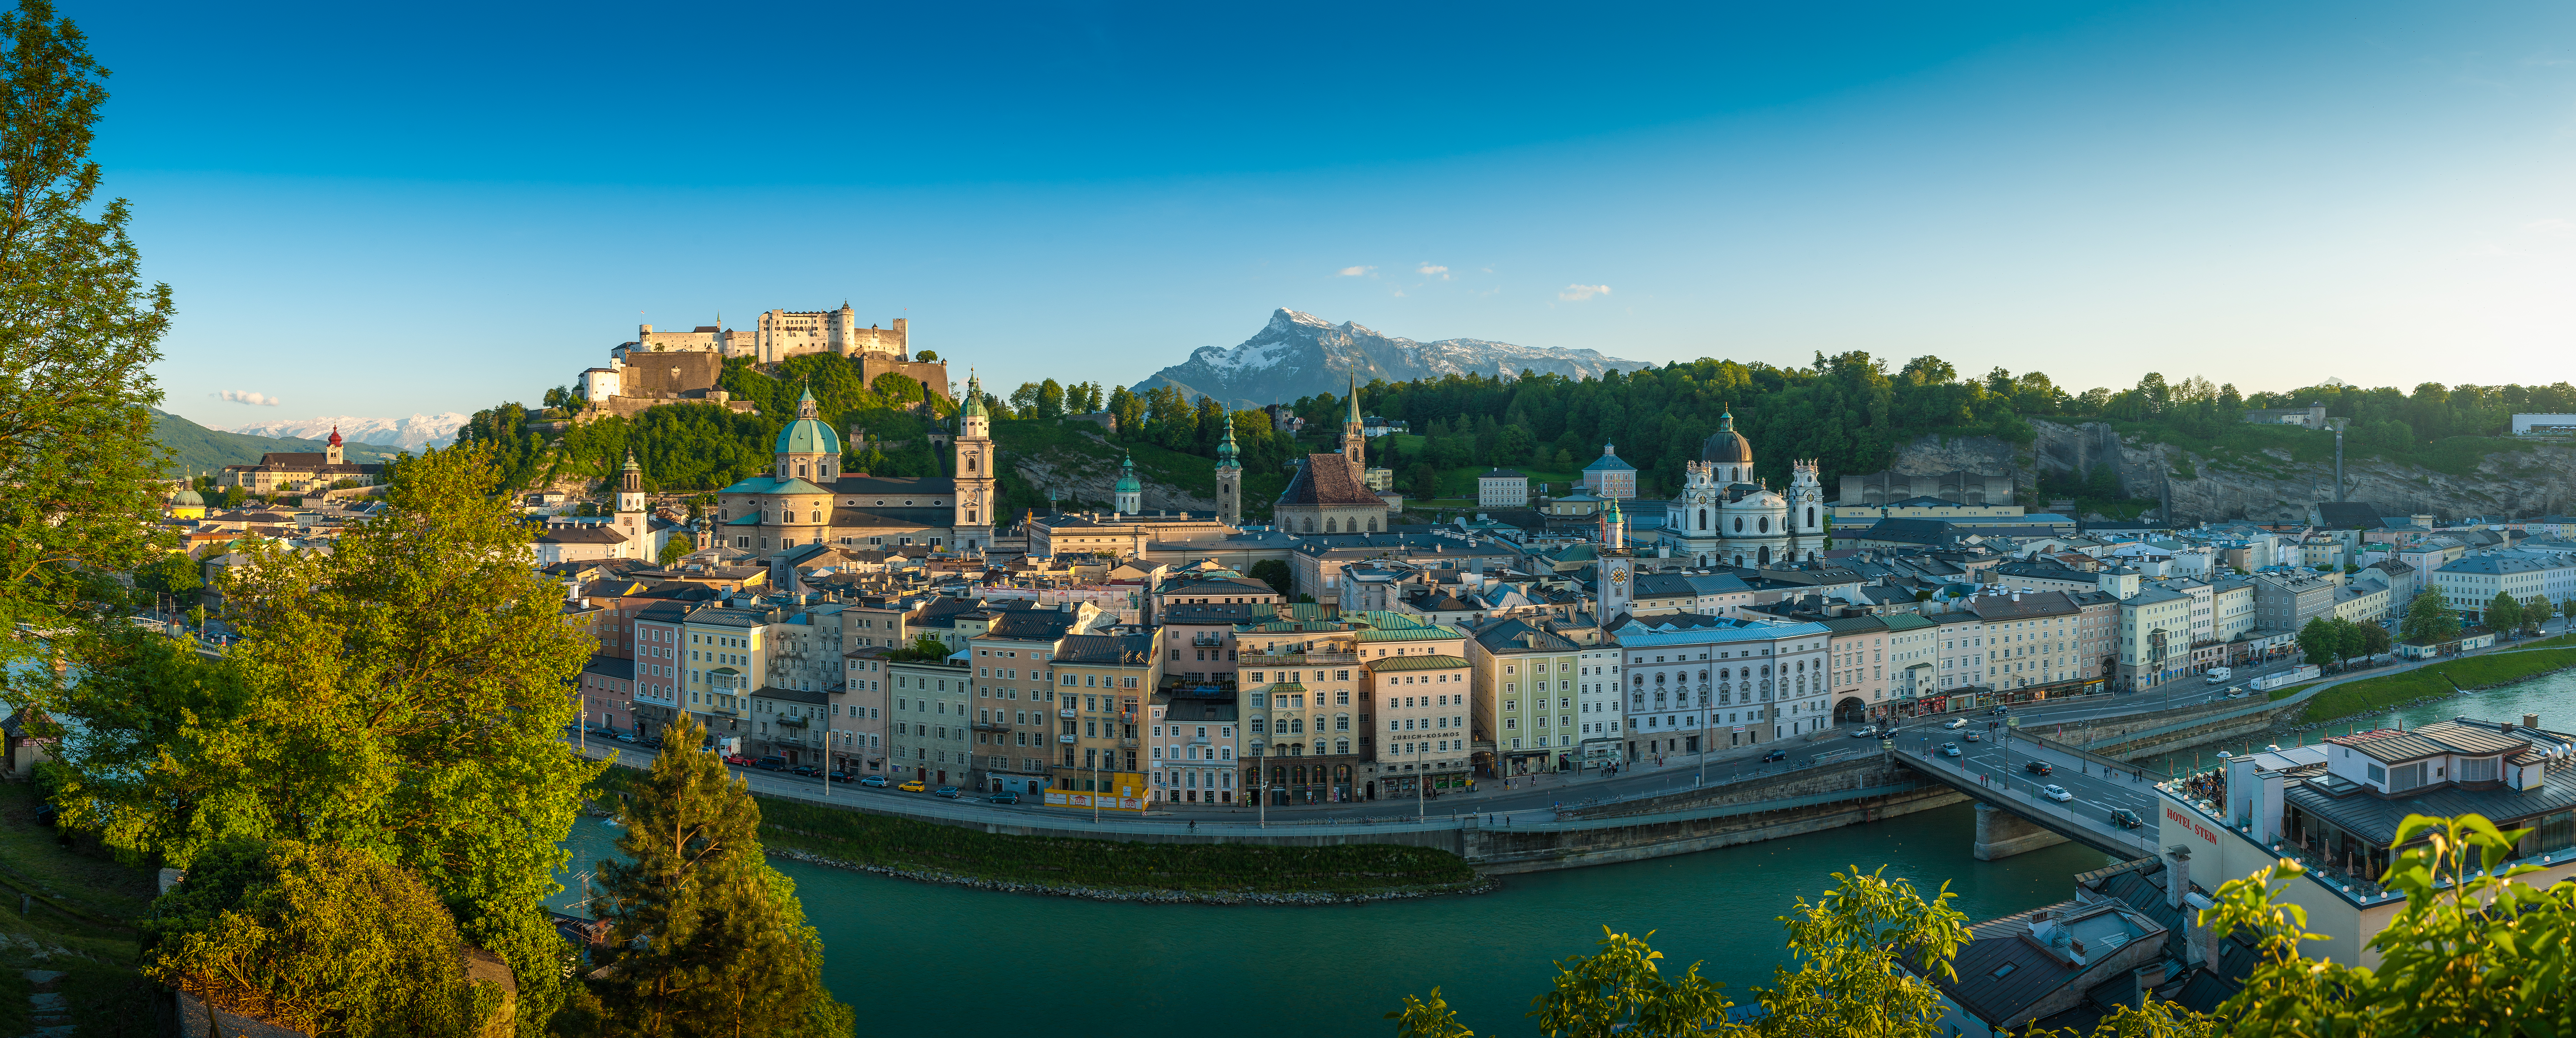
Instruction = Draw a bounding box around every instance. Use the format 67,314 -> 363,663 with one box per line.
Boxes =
82,1 -> 2576,427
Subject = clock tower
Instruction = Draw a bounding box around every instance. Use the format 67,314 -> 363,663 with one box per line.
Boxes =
952,371 -> 995,554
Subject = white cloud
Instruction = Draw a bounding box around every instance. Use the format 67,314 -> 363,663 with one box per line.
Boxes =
1558,284 -> 1611,301
1417,263 -> 1450,280
215,390 -> 282,406
1337,265 -> 1376,277
2527,218 -> 2576,238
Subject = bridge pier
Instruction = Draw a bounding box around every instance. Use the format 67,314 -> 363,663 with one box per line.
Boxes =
1972,801 -> 2068,861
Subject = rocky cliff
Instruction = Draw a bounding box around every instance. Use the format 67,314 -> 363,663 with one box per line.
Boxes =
997,426 -> 1218,514
1880,420 -> 2576,524
1135,308 -> 1652,410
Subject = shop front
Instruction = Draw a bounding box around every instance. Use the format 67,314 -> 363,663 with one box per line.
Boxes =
1374,759 -> 1472,799
1579,737 -> 1624,770
1247,759 -> 1356,804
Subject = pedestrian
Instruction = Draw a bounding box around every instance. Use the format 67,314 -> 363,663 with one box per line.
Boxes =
1188,820 -> 1196,832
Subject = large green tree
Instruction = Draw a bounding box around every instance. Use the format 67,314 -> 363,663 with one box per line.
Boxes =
0,0 -> 175,679
588,714 -> 851,1037
43,444 -> 601,1036
2297,616 -> 2340,668
2398,588 -> 2458,644
2484,591 -> 2524,636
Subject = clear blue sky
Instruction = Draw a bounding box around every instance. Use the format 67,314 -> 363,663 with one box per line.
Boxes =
82,1 -> 2576,427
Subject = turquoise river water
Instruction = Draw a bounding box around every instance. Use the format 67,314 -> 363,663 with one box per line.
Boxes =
551,669 -> 2576,1037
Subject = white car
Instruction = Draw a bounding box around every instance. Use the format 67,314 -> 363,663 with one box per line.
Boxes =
1850,726 -> 1878,738
1944,718 -> 1968,730
2040,784 -> 2074,803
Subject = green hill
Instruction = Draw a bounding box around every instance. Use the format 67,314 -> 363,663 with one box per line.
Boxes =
151,409 -> 402,476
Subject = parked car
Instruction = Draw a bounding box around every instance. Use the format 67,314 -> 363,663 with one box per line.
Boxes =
1940,743 -> 1962,758
613,732 -> 637,744
898,780 -> 926,792
934,786 -> 962,799
859,774 -> 890,788
723,754 -> 751,766
827,771 -> 857,784
2039,784 -> 2074,803
1849,725 -> 1878,739
1963,731 -> 1981,742
1944,718 -> 1968,730
753,756 -> 789,772
1762,749 -> 1789,763
2024,760 -> 2052,776
987,791 -> 1021,805
2110,807 -> 2145,830
789,764 -> 822,777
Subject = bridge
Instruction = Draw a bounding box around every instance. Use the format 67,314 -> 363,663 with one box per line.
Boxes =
1888,728 -> 2166,860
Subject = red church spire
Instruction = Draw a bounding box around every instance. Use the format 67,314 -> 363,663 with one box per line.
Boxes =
328,425 -> 343,447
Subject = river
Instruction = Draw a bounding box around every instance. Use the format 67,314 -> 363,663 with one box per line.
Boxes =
552,668 -> 2576,1036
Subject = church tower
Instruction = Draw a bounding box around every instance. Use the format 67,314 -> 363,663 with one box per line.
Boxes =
616,450 -> 648,560
325,426 -> 344,466
1341,373 -> 1365,474
1214,410 -> 1242,526
1113,454 -> 1143,515
953,371 -> 994,553
1788,459 -> 1825,563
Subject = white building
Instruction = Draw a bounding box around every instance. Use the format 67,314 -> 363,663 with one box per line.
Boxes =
1602,612 -> 1832,756
2433,553 -> 2576,623
1575,641 -> 1625,768
1477,468 -> 1531,508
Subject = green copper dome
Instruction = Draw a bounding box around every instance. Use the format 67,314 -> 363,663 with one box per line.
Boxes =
774,385 -> 841,456
1216,411 -> 1239,466
1114,454 -> 1142,493
960,371 -> 987,420
171,486 -> 205,507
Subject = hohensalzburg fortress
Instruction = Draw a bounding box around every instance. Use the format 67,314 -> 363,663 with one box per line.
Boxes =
574,304 -> 948,418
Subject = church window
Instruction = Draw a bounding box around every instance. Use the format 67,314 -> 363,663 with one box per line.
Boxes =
1806,506 -> 1816,527
798,463 -> 808,477
1326,518 -> 1337,533
1697,508 -> 1707,531
1758,517 -> 1769,533
1733,516 -> 1744,533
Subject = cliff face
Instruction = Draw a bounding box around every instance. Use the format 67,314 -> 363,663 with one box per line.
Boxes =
997,427 -> 1217,514
1879,420 -> 2576,524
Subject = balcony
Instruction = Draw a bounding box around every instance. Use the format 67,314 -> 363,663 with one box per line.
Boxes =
1239,651 -> 1358,667
1058,734 -> 1078,745
774,715 -> 807,728
1189,634 -> 1225,647
1060,708 -> 1079,719
972,722 -> 1010,733
1118,737 -> 1138,749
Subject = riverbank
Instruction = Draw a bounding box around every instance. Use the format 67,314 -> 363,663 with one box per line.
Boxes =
587,767 -> 1491,904
2292,636 -> 2576,725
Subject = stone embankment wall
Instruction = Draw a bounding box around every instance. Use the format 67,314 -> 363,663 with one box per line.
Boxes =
1461,759 -> 1965,874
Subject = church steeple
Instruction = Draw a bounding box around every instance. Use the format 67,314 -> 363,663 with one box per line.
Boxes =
1341,372 -> 1365,472
1214,410 -> 1242,527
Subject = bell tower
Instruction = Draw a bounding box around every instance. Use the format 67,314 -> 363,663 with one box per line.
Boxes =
1215,410 -> 1242,526
616,451 -> 649,560
952,370 -> 994,553
1341,373 -> 1366,475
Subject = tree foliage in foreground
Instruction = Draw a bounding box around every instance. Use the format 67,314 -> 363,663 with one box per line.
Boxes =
1394,813 -> 2576,1037
0,0 -> 176,678
147,839 -> 507,1037
40,444 -> 601,1036
583,713 -> 852,1037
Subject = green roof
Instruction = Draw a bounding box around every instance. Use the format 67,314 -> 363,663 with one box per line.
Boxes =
1368,654 -> 1470,671
1352,624 -> 1464,642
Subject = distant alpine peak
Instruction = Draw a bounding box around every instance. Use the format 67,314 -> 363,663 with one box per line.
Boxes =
1137,309 -> 1651,410
222,412 -> 468,450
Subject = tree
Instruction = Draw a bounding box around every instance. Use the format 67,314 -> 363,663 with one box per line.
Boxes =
911,349 -> 937,361
40,444 -> 602,1035
2355,620 -> 2392,659
133,549 -> 200,605
2523,595 -> 2551,635
1407,462 -> 1440,501
658,533 -> 695,568
0,0 -> 176,685
2485,591 -> 2523,636
2297,616 -> 2340,668
2563,597 -> 2576,632
589,714 -> 851,1037
2202,814 -> 2576,1036
147,839 -> 507,1037
1249,559 -> 1292,597
2399,588 -> 2457,644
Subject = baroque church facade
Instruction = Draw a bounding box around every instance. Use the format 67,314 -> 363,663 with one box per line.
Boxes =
713,378 -> 999,560
1656,408 -> 1826,568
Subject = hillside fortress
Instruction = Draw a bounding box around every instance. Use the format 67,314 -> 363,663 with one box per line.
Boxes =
574,304 -> 948,419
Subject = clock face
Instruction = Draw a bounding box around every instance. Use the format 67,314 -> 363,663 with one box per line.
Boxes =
1609,564 -> 1628,587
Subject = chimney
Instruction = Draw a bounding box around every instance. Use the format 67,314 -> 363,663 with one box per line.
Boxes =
2526,714 -> 2542,731
2165,847 -> 2192,911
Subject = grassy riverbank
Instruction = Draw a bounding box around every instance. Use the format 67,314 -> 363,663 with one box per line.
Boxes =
588,768 -> 1483,897
0,779 -> 162,1032
2296,643 -> 2576,724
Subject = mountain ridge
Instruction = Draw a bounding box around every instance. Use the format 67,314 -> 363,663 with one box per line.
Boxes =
152,410 -> 404,477
222,412 -> 467,450
1133,308 -> 1652,409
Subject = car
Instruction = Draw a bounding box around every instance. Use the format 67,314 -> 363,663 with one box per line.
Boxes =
1940,743 -> 1962,757
789,764 -> 822,777
2223,687 -> 2249,699
1944,718 -> 1968,730
934,786 -> 962,799
1762,749 -> 1789,763
2039,784 -> 2073,803
1991,706 -> 2010,715
898,780 -> 926,792
1850,726 -> 1878,738
723,754 -> 752,766
753,756 -> 788,772
827,771 -> 856,784
613,732 -> 637,744
640,737 -> 663,750
1963,731 -> 1981,742
859,774 -> 890,788
2024,760 -> 2053,776
2109,807 -> 2145,830
987,791 -> 1021,804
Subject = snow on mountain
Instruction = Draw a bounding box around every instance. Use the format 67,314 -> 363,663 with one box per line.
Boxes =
222,413 -> 469,451
1134,309 -> 1652,409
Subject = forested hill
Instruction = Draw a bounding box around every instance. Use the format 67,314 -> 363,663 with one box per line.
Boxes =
151,409 -> 402,475
464,345 -> 2573,520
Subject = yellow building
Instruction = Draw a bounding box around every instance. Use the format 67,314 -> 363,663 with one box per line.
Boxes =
166,483 -> 207,520
1046,630 -> 1160,810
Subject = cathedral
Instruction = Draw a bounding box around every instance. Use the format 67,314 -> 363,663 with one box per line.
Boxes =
1271,377 -> 1392,534
1656,407 -> 1826,568
712,378 -> 998,560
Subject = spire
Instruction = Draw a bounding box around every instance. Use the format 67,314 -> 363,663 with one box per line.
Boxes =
1216,410 -> 1240,467
796,383 -> 818,420
1717,404 -> 1734,433
960,368 -> 988,419
1345,371 -> 1362,426
621,449 -> 639,473
328,425 -> 343,448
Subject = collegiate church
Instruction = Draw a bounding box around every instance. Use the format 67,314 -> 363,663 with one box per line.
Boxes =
1653,407 -> 1827,568
712,379 -> 1000,558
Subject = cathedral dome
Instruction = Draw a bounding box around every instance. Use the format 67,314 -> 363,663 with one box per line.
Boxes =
774,386 -> 841,456
171,486 -> 205,507
1700,405 -> 1752,464
1114,454 -> 1142,494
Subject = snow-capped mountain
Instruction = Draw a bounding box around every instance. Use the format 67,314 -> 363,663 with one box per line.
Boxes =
223,413 -> 469,451
1134,309 -> 1652,409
